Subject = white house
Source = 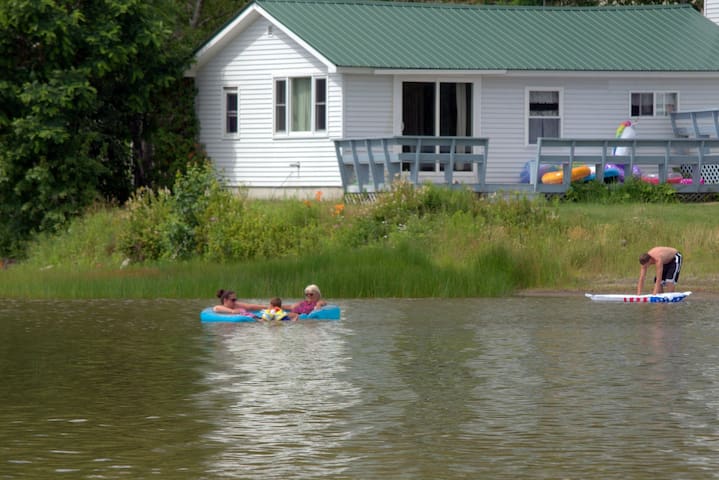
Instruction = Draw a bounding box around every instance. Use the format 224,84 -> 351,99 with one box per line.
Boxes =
186,0 -> 719,198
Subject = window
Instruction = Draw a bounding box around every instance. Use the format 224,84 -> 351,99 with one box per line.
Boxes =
631,92 -> 678,117
275,80 -> 286,132
401,81 -> 473,172
528,90 -> 561,145
656,93 -> 677,116
274,76 -> 327,134
315,78 -> 327,131
224,87 -> 239,135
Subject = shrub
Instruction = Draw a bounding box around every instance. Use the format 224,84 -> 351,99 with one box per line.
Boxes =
117,187 -> 174,262
565,178 -> 678,204
118,161 -> 224,262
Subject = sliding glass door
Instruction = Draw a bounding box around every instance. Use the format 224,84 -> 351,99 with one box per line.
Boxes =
402,81 -> 473,172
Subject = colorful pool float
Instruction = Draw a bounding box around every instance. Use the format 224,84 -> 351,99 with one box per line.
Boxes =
200,305 -> 341,323
541,165 -> 592,185
640,172 -> 683,184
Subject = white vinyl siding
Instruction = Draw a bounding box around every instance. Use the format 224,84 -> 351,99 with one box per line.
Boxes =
193,17 -> 341,188
707,0 -> 719,25
343,74 -> 394,139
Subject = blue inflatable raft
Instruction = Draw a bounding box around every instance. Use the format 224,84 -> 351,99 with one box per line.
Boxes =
200,305 -> 341,323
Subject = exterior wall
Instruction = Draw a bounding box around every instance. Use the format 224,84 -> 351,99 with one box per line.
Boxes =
707,0 -> 719,25
479,75 -> 719,183
343,74 -> 394,139
193,16 -> 342,194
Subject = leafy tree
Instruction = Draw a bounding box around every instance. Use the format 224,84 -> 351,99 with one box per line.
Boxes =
0,0 -> 194,257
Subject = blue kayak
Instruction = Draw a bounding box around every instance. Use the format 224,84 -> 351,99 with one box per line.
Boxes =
200,305 -> 341,323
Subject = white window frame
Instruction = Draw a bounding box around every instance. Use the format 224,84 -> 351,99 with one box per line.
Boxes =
630,91 -> 679,117
223,86 -> 239,138
273,75 -> 328,137
525,87 -> 563,146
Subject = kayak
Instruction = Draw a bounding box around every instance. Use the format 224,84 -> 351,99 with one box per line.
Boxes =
200,305 -> 341,323
584,291 -> 692,303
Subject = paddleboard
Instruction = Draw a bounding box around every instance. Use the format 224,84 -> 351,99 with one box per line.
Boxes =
584,291 -> 691,303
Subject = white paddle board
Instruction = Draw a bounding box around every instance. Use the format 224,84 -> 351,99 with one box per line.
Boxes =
585,291 -> 692,303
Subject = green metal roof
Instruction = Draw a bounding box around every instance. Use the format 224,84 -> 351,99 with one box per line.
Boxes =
251,0 -> 719,71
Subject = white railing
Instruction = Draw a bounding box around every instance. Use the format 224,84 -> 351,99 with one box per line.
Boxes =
670,109 -> 719,138
534,137 -> 719,193
334,136 -> 489,193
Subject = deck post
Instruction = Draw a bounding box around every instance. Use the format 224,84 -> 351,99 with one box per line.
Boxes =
445,138 -> 456,185
381,138 -> 399,185
335,141 -> 350,192
411,138 -> 422,185
350,140 -> 369,191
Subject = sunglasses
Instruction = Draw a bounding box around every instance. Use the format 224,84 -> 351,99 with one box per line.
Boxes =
229,298 -> 238,302
305,292 -> 315,297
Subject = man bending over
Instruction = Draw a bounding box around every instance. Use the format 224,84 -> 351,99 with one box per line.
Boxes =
637,246 -> 682,295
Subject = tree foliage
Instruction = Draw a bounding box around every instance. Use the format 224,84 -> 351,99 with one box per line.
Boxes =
0,0 -> 196,257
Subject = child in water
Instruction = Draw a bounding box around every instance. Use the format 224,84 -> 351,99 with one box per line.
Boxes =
259,297 -> 289,322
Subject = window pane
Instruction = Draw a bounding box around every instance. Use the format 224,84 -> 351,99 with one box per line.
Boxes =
315,78 -> 326,131
641,94 -> 653,116
529,91 -> 559,116
291,77 -> 311,132
631,92 -> 653,116
529,118 -> 560,144
657,92 -> 678,116
275,80 -> 286,132
315,78 -> 326,104
225,91 -> 238,134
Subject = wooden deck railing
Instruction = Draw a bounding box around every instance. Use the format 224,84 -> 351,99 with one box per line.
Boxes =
534,137 -> 719,193
334,135 -> 719,195
334,136 -> 489,193
670,109 -> 719,138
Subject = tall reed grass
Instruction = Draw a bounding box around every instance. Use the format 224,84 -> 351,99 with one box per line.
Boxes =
2,183 -> 718,299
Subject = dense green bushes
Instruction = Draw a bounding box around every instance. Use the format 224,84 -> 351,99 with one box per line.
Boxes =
564,177 -> 682,203
8,170 -> 719,299
117,162 -> 333,263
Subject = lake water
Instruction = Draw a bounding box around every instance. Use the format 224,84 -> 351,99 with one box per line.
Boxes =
1,295 -> 719,479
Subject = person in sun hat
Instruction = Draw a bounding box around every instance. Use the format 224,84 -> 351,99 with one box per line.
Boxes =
212,289 -> 266,314
286,284 -> 327,320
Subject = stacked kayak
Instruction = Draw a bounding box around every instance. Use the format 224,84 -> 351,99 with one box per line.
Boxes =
585,291 -> 691,303
200,305 -> 341,323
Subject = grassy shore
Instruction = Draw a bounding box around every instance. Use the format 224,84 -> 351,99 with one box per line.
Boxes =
1,196 -> 718,299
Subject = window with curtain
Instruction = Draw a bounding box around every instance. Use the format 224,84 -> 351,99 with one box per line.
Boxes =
274,76 -> 327,134
632,92 -> 678,117
528,90 -> 560,144
439,82 -> 473,171
631,92 -> 654,116
224,87 -> 238,135
291,77 -> 311,132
